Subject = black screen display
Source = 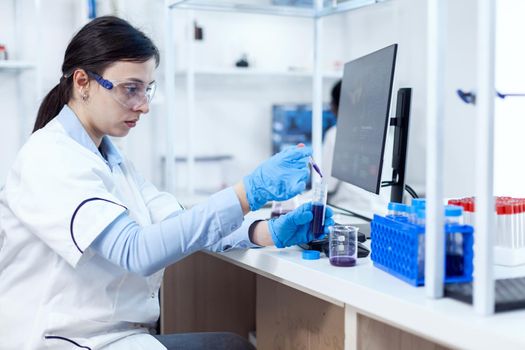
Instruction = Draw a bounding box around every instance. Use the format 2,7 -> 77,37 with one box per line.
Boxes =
332,44 -> 397,194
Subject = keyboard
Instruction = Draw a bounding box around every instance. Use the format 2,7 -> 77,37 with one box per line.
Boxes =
444,276 -> 525,312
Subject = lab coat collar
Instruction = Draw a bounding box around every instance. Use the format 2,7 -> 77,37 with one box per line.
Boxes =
56,105 -> 123,169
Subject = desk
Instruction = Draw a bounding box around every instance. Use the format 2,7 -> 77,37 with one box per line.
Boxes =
212,245 -> 525,350
161,208 -> 525,350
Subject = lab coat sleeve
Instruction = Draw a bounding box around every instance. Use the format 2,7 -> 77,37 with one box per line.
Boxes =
205,218 -> 262,252
5,135 -> 126,267
90,187 -> 245,275
125,160 -> 183,223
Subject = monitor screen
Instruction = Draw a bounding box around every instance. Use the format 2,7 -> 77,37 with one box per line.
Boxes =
332,44 -> 397,194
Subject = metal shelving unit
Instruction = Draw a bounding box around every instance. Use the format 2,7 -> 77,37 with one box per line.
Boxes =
0,0 -> 42,151
167,0 -> 383,17
162,0 -> 501,320
426,0 -> 496,315
174,68 -> 343,79
0,60 -> 36,71
163,0 -> 386,195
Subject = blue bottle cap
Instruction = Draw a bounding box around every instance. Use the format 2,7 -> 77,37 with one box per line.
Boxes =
302,250 -> 320,260
408,206 -> 418,214
388,202 -> 408,212
445,205 -> 463,217
412,198 -> 426,209
417,209 -> 426,219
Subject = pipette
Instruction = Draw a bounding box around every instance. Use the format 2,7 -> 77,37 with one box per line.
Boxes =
309,157 -> 323,178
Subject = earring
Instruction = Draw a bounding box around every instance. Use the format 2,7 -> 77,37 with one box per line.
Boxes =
80,90 -> 89,102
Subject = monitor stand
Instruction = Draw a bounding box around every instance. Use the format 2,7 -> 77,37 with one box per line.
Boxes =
389,87 -> 411,203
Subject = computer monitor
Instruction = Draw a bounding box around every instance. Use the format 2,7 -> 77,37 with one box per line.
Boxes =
332,44 -> 398,197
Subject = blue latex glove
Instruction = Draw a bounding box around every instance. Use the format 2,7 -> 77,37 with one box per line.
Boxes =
243,146 -> 312,211
268,203 -> 334,248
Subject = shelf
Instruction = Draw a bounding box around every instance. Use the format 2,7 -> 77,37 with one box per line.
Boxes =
175,68 -> 343,79
168,0 -> 384,18
0,61 -> 36,71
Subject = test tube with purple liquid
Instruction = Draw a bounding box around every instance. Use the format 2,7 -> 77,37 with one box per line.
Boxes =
311,180 -> 327,238
310,156 -> 324,179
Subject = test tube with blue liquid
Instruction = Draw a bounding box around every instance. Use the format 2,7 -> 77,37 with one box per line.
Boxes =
310,157 -> 327,238
407,205 -> 418,224
444,205 -> 464,277
416,209 -> 426,279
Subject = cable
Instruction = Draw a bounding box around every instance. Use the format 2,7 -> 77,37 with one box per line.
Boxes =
327,183 -> 419,221
405,184 -> 419,199
380,181 -> 419,199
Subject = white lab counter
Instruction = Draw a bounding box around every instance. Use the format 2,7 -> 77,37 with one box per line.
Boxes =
207,212 -> 525,350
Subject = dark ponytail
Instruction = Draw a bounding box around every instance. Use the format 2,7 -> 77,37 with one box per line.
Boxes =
33,77 -> 73,132
33,16 -> 159,132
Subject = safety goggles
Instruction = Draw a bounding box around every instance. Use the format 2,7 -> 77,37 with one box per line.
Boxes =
87,71 -> 156,109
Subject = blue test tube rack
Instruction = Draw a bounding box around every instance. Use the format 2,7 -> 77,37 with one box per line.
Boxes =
370,214 -> 474,287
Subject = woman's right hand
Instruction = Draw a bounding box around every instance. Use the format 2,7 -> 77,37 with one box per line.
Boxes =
243,145 -> 312,211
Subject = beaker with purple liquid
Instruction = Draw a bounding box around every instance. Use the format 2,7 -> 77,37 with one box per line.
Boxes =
329,225 -> 358,267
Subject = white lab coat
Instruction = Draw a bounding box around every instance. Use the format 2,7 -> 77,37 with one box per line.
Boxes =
0,117 -> 185,349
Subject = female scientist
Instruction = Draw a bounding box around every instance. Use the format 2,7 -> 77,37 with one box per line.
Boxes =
0,16 -> 333,350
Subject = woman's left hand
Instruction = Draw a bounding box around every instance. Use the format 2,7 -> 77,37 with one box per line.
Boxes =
268,203 -> 334,248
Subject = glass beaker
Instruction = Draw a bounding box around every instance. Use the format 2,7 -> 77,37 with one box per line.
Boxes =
329,224 -> 358,267
270,198 -> 297,218
311,180 -> 327,238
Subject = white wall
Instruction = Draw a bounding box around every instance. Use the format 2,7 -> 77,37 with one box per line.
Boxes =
1,0 -> 519,201
0,0 -> 164,186
494,0 -> 525,197
339,0 -> 481,199
168,10 -> 345,193
0,0 -> 41,185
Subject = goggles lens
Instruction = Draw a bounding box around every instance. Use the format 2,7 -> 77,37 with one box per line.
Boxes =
112,81 -> 156,109
88,71 -> 156,109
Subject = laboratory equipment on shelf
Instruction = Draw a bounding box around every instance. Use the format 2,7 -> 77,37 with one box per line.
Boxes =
311,180 -> 327,238
457,88 -> 525,105
271,104 -> 336,155
449,196 -> 525,266
328,224 -> 357,267
0,44 -> 7,60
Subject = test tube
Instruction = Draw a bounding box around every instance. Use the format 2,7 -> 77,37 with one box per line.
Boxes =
311,180 -> 328,238
416,209 -> 426,280
444,205 -> 463,225
270,198 -> 297,218
416,208 -> 426,227
512,201 -> 520,248
387,202 -> 409,222
408,205 -> 418,224
502,201 -> 513,248
496,202 -> 505,246
519,198 -> 525,248
412,198 -> 426,210
444,205 -> 464,277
